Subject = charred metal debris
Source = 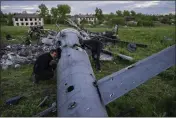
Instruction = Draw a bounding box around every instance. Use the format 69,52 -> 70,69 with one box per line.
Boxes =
1,19 -> 148,70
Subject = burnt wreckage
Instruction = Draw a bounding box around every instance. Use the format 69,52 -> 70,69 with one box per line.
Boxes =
0,20 -> 134,70
1,19 -> 175,117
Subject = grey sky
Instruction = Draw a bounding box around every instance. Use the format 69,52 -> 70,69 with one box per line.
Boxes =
1,1 -> 175,15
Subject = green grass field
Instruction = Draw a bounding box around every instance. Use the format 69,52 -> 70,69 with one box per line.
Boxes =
0,25 -> 176,117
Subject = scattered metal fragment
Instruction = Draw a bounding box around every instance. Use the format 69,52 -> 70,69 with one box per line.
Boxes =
14,64 -> 21,68
37,96 -> 49,107
127,43 -> 137,52
34,102 -> 57,117
5,95 -> 23,105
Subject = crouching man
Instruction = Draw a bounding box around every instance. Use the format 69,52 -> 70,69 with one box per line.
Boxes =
32,48 -> 61,84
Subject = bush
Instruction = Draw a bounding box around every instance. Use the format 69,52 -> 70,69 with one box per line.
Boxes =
137,20 -> 154,27
142,20 -> 154,27
137,20 -> 143,26
161,17 -> 171,25
107,17 -> 125,26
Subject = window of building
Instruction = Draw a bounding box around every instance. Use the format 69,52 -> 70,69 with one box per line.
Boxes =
30,18 -> 32,21
39,22 -> 41,25
21,23 -> 24,26
35,22 -> 37,25
26,23 -> 28,26
15,18 -> 18,21
39,18 -> 41,21
16,23 -> 19,26
25,18 -> 27,21
30,22 -> 33,26
20,18 -> 23,21
35,18 -> 37,21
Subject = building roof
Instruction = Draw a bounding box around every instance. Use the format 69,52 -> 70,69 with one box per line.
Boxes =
13,13 -> 41,18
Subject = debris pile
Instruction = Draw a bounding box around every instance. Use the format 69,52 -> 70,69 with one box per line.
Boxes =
1,19 -> 140,70
0,44 -> 57,70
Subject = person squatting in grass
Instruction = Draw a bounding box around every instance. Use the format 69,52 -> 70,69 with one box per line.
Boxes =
32,48 -> 62,84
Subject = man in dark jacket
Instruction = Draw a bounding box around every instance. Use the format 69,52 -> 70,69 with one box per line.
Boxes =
32,48 -> 62,84
80,38 -> 103,71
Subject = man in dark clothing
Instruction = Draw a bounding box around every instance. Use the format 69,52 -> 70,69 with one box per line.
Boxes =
32,48 -> 62,84
80,38 -> 103,71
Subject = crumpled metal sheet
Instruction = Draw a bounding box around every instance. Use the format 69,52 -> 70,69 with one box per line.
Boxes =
100,53 -> 113,61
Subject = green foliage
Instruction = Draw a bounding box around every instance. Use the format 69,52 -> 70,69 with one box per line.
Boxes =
45,15 -> 52,24
0,11 -> 8,25
137,20 -> 154,27
57,4 -> 71,16
137,20 -> 143,26
95,7 -> 104,24
110,17 -> 125,26
1,12 -> 14,26
130,10 -> 136,16
161,17 -> 171,24
142,20 -> 154,27
123,10 -> 130,16
57,4 -> 71,24
50,7 -> 58,24
38,4 -> 49,17
38,4 -> 49,23
116,10 -> 123,16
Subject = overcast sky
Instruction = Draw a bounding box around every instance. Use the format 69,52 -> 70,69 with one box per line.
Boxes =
1,1 -> 175,15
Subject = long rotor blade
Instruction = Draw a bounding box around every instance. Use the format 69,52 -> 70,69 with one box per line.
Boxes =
97,45 -> 176,105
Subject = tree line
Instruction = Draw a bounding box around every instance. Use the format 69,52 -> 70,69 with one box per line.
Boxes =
0,3 -> 175,27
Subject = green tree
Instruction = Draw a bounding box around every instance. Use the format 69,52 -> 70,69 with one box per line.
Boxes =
95,7 -> 104,24
151,15 -> 158,21
137,20 -> 143,26
107,17 -> 125,26
142,20 -> 154,27
130,10 -> 136,16
50,7 -> 58,23
161,17 -> 171,24
38,4 -> 49,17
7,13 -> 13,26
116,10 -> 122,16
57,4 -> 71,24
45,14 -> 52,24
123,10 -> 130,16
38,4 -> 49,23
0,11 -> 7,25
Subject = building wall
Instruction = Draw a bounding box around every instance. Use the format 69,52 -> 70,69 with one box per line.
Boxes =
13,18 -> 44,26
76,17 -> 97,24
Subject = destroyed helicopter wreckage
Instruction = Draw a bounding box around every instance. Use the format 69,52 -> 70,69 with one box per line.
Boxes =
65,19 -> 148,48
1,20 -> 139,70
1,18 -> 175,117
55,28 -> 175,116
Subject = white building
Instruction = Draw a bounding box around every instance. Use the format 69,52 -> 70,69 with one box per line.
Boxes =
12,13 -> 44,26
71,14 -> 97,24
